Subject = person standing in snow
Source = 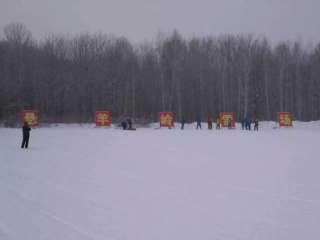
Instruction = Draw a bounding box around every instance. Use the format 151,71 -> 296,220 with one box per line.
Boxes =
207,116 -> 213,129
228,118 -> 232,129
121,119 -> 127,130
21,121 -> 31,149
245,116 -> 252,130
254,118 -> 259,131
196,116 -> 201,129
181,117 -> 185,130
248,117 -> 252,130
241,118 -> 245,130
127,118 -> 132,129
216,117 -> 220,129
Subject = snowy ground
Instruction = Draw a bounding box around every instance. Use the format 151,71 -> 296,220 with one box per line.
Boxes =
1,122 -> 320,240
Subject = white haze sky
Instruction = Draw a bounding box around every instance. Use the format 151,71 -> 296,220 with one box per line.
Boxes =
1,0 -> 320,43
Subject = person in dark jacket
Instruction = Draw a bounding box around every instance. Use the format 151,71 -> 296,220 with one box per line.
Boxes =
127,118 -> 132,129
21,122 -> 31,148
254,118 -> 259,131
241,118 -> 245,130
196,116 -> 201,129
228,118 -> 232,129
181,117 -> 186,130
248,117 -> 252,130
121,119 -> 127,130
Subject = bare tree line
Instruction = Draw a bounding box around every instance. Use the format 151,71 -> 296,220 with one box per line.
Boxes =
0,22 -> 320,125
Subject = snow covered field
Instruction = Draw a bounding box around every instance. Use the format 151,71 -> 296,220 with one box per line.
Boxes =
1,122 -> 320,240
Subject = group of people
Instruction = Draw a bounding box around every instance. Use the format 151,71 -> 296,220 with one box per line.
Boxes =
241,117 -> 259,131
121,117 -> 134,130
181,116 -> 224,130
20,116 -> 260,149
180,116 -> 259,131
205,117 -> 223,130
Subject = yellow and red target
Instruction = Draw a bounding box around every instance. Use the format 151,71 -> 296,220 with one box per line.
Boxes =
21,110 -> 39,127
95,111 -> 112,127
277,112 -> 293,127
220,112 -> 236,128
158,112 -> 174,128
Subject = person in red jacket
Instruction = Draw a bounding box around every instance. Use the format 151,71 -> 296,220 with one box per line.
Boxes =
207,116 -> 213,129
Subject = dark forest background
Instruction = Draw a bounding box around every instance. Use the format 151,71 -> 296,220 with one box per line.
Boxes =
1,23 -> 320,125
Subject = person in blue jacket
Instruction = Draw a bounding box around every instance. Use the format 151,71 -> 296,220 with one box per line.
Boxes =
121,119 -> 127,130
245,116 -> 252,130
196,116 -> 201,129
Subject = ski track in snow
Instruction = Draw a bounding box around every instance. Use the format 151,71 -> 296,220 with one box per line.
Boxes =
1,122 -> 320,240
0,181 -> 123,240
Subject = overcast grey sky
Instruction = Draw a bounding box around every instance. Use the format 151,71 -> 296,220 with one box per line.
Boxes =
1,0 -> 320,43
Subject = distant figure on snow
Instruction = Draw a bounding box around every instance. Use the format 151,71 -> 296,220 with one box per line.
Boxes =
228,118 -> 232,129
121,119 -> 127,130
21,122 -> 31,149
245,116 -> 252,130
216,117 -> 221,129
196,116 -> 201,129
181,117 -> 185,130
241,118 -> 245,130
127,118 -> 132,129
254,118 -> 259,131
207,117 -> 213,129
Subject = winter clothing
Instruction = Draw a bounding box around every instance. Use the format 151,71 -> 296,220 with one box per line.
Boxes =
121,120 -> 127,130
21,122 -> 31,148
228,118 -> 232,129
196,117 -> 201,129
181,117 -> 185,130
216,118 -> 221,129
245,117 -> 252,130
241,118 -> 245,130
254,119 -> 259,131
127,118 -> 132,129
208,117 -> 213,129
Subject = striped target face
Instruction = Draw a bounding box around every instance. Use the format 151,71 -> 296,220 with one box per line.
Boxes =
21,110 -> 39,127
